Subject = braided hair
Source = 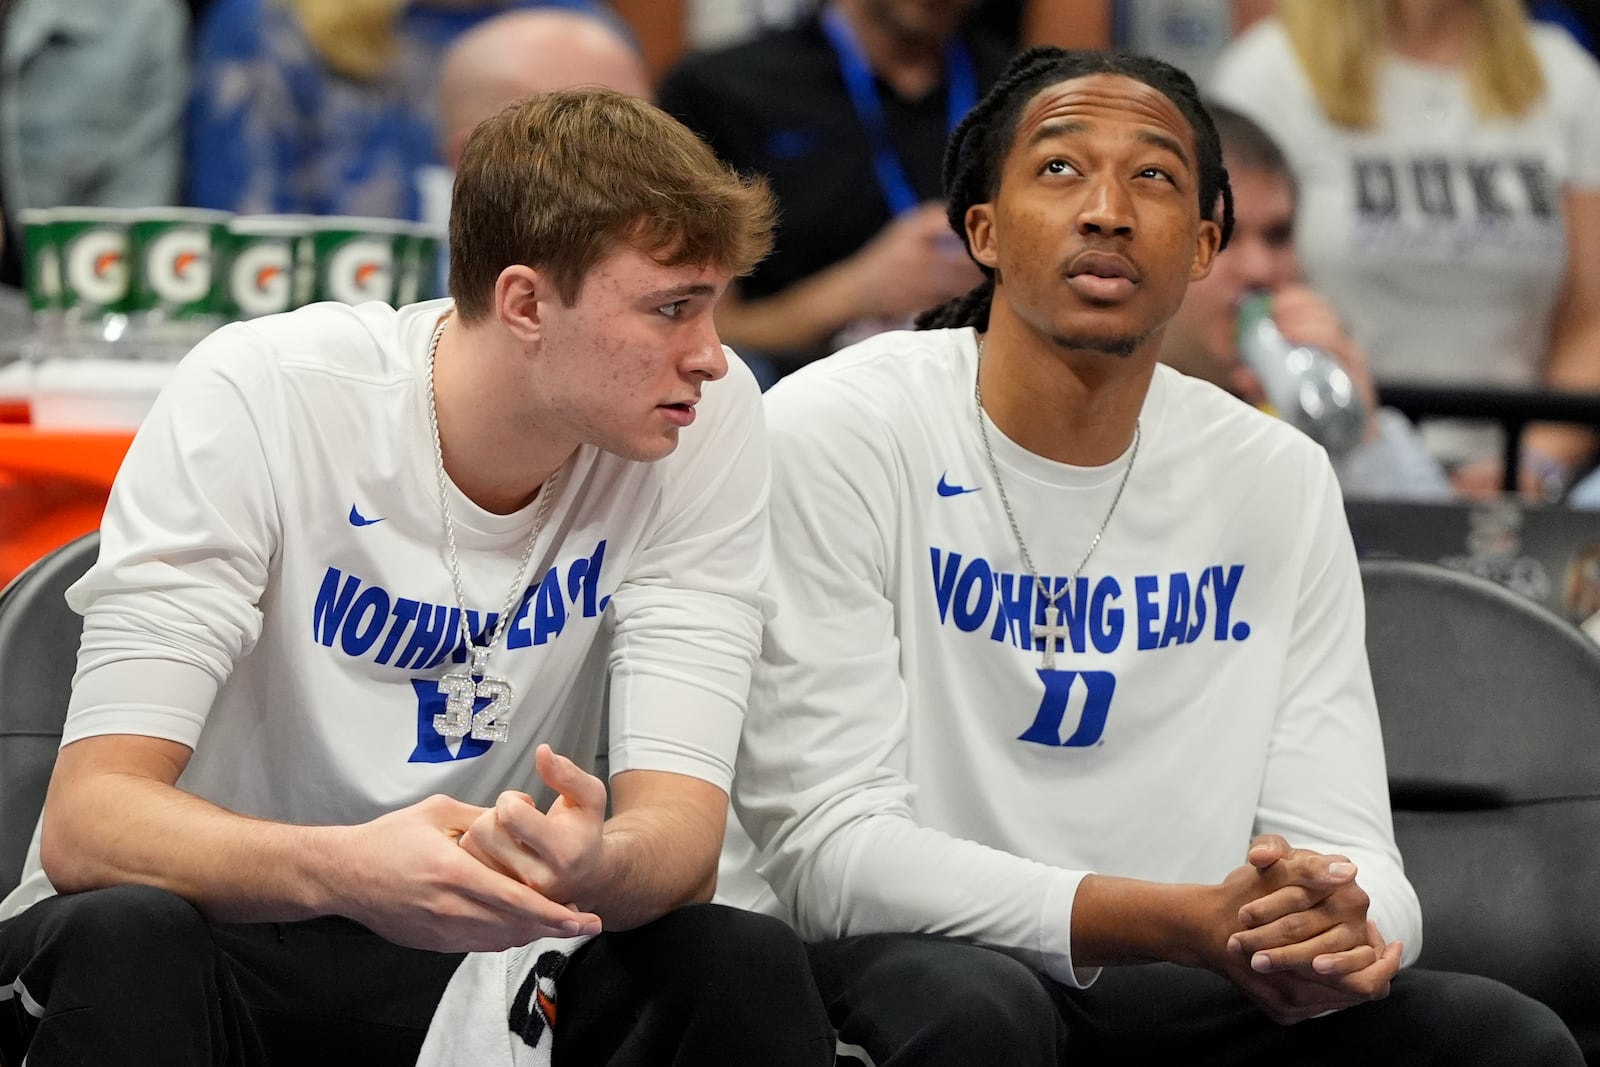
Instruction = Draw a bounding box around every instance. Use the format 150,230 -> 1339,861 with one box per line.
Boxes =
916,47 -> 1236,331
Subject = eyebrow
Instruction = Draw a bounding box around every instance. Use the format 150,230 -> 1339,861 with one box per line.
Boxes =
643,282 -> 718,302
1027,119 -> 1194,171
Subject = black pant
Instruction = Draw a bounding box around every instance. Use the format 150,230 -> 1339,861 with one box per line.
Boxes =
0,885 -> 833,1066
809,932 -> 1585,1066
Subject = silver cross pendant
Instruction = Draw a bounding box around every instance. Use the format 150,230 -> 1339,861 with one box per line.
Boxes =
1032,606 -> 1069,670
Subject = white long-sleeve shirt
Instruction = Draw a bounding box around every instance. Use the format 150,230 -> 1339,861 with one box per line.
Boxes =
3,298 -> 771,919
724,327 -> 1421,985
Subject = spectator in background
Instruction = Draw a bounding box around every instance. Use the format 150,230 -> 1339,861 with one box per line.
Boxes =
1019,0 -> 1276,82
606,0 -> 807,80
1212,0 -> 1600,500
418,7 -> 651,228
185,0 -> 607,223
0,0 -> 189,287
625,0 -> 994,82
659,0 -> 1010,376
1160,103 -> 1452,502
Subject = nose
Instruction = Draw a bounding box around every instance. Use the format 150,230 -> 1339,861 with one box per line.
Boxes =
1077,175 -> 1135,238
684,319 -> 728,382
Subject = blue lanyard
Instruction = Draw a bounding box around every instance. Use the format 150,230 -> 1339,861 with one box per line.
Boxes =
820,8 -> 978,217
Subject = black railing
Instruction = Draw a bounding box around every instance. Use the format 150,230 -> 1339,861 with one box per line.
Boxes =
1376,382 -> 1600,493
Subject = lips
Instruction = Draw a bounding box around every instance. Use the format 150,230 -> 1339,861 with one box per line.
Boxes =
1065,250 -> 1141,303
659,403 -> 697,428
1067,251 -> 1140,283
657,398 -> 698,428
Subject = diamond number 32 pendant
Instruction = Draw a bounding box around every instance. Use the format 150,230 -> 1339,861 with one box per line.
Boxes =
434,646 -> 514,743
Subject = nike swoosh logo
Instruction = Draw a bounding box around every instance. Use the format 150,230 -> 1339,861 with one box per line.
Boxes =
937,473 -> 980,497
348,504 -> 385,527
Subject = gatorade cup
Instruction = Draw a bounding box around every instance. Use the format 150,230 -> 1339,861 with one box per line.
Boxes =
398,222 -> 446,305
52,207 -> 139,355
128,207 -> 232,359
19,208 -> 63,357
308,217 -> 413,306
218,215 -> 313,322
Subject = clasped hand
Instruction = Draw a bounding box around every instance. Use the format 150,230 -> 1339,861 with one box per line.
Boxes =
341,743 -> 605,954
458,743 -> 609,915
1213,834 -> 1404,1024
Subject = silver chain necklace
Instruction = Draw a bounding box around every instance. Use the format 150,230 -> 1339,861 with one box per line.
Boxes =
973,339 -> 1140,670
426,315 -> 561,743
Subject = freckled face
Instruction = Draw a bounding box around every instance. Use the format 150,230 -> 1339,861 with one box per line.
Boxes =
965,73 -> 1222,359
526,245 -> 732,462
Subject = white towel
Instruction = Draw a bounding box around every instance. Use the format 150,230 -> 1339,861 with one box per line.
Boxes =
418,930 -> 877,1066
416,934 -> 593,1067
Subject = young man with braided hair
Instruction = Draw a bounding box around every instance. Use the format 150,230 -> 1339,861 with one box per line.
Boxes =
723,47 -> 1582,1064
0,89 -> 834,1066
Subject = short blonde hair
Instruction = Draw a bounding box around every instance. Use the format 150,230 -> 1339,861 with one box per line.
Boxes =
1279,0 -> 1544,128
448,88 -> 775,321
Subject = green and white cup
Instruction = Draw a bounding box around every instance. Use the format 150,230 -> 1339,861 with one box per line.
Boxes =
308,217 -> 413,306
128,208 -> 232,357
20,208 -> 63,322
8,208 -> 64,362
218,215 -> 313,321
399,222 -> 445,305
53,207 -> 139,342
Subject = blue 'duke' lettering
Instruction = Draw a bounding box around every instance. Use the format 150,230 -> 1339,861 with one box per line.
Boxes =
1018,669 -> 1117,748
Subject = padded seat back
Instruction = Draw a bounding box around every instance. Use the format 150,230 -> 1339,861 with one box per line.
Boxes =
1362,558 -> 1600,1060
0,533 -> 99,897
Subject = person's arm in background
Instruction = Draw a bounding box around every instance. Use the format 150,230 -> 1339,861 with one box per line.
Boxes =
709,203 -> 980,362
1522,187 -> 1600,492
657,44 -> 982,366
1457,30 -> 1600,497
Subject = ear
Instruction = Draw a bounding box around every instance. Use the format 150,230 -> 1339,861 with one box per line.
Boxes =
1189,218 -> 1223,282
493,264 -> 546,344
965,202 -> 1000,271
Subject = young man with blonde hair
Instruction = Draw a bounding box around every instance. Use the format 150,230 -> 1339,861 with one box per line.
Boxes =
0,88 -> 833,1067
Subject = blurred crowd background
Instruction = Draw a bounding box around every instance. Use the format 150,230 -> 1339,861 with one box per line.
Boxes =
2,0 -> 1599,624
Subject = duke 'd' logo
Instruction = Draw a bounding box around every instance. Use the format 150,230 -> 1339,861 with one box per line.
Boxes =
326,238 -> 393,304
145,229 -> 213,304
229,241 -> 293,317
64,230 -> 129,306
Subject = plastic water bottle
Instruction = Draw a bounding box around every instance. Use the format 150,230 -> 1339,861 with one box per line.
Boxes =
1235,293 -> 1367,457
